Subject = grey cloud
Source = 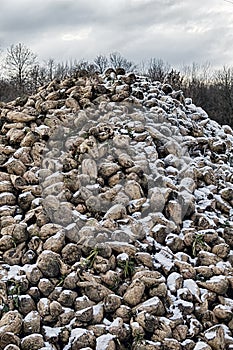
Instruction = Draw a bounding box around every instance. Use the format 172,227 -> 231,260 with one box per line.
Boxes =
0,0 -> 95,37
0,0 -> 233,68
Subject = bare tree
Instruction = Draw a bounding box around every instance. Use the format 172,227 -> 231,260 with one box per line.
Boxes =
109,52 -> 136,72
180,62 -> 213,108
46,58 -> 56,81
55,61 -> 71,80
5,43 -> 37,92
181,62 -> 211,86
212,66 -> 233,125
28,64 -> 40,93
75,59 -> 96,74
147,58 -> 170,82
94,54 -> 108,73
164,69 -> 184,90
136,60 -> 148,76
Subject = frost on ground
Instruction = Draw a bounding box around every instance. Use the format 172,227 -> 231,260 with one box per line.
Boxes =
0,67 -> 233,349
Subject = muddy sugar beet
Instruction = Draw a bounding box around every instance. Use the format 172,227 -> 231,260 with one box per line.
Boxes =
0,68 -> 233,350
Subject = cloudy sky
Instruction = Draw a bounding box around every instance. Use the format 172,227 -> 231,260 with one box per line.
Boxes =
0,0 -> 233,69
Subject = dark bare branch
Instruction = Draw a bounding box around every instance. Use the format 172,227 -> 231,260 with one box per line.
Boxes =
5,43 -> 37,91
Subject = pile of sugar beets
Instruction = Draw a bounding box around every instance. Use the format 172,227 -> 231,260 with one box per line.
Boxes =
0,67 -> 233,350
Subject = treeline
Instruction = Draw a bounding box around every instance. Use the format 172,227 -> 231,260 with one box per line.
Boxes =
1,43 -> 233,127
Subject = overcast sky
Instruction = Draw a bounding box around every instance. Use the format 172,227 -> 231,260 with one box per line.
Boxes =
0,0 -> 232,69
